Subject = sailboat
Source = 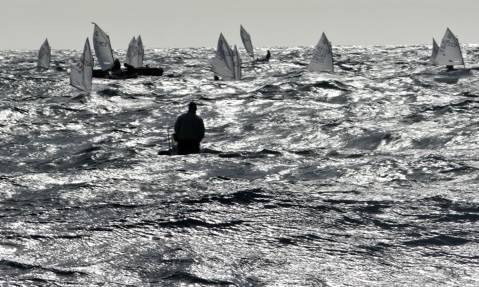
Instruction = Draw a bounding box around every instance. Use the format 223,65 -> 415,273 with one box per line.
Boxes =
70,38 -> 94,93
91,23 -> 137,79
241,25 -> 271,63
125,35 -> 163,76
430,28 -> 471,82
210,33 -> 241,80
37,39 -> 51,69
308,32 -> 334,73
433,28 -> 465,69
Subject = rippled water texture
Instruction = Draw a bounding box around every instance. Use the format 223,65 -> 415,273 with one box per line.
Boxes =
1,46 -> 479,286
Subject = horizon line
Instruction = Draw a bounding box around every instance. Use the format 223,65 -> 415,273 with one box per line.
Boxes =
4,43 -> 479,51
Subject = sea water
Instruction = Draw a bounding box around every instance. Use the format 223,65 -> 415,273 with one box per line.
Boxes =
0,46 -> 478,286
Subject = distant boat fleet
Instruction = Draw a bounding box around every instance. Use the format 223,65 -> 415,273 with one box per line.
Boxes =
36,25 -> 468,93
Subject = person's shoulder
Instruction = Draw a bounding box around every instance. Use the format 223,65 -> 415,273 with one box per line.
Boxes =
176,113 -> 187,121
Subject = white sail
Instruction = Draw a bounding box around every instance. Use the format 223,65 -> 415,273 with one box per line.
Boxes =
431,38 -> 439,65
70,63 -> 84,91
435,28 -> 464,66
209,57 -> 234,80
137,35 -> 144,67
70,38 -> 94,93
308,33 -> 334,73
37,39 -> 51,69
92,23 -> 114,70
233,45 -> 242,80
217,33 -> 235,72
82,39 -> 94,92
240,25 -> 254,58
210,33 -> 235,80
126,37 -> 140,67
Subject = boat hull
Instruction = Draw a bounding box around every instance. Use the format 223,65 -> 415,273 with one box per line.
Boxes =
92,67 -> 163,79
92,69 -> 138,79
135,67 -> 164,76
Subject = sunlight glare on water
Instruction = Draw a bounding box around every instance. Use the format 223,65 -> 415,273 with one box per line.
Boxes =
0,46 -> 478,286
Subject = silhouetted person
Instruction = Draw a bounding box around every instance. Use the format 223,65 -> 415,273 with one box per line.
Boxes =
123,62 -> 136,75
111,58 -> 122,74
265,50 -> 271,61
256,50 -> 271,63
446,65 -> 454,72
124,62 -> 134,70
174,102 -> 205,155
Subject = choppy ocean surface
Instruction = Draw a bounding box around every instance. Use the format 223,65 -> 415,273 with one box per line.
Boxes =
0,46 -> 478,286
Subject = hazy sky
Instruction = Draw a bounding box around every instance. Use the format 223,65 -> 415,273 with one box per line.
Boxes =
1,0 -> 479,49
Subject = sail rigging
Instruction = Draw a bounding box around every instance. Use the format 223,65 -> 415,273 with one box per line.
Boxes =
434,28 -> 464,66
240,25 -> 254,58
37,39 -> 51,69
126,35 -> 144,68
126,37 -> 140,67
233,45 -> 242,80
70,38 -> 94,93
308,33 -> 334,73
431,38 -> 440,65
210,33 -> 235,80
92,23 -> 114,70
218,33 -> 235,72
137,35 -> 144,67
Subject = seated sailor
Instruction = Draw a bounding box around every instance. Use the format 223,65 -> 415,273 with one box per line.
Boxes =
110,58 -> 122,75
256,50 -> 271,62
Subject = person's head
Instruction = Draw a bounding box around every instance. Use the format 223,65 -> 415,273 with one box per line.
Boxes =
188,102 -> 197,113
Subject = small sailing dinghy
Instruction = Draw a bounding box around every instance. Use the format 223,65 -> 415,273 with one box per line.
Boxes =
125,35 -> 163,76
37,39 -> 51,69
91,23 -> 137,79
70,38 -> 94,93
210,33 -> 241,80
240,25 -> 271,63
308,32 -> 334,73
431,28 -> 471,81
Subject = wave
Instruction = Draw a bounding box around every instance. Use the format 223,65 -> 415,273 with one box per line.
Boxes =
162,271 -> 233,286
157,218 -> 244,229
0,259 -> 87,276
184,188 -> 272,206
403,235 -> 470,247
